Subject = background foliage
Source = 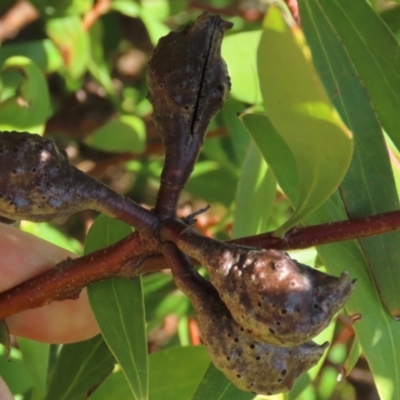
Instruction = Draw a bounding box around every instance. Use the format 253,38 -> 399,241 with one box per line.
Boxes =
1,0 -> 400,399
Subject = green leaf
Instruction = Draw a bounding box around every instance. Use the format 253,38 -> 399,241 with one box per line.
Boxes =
87,21 -> 116,98
221,31 -> 262,104
149,346 -> 210,400
309,0 -> 400,151
219,99 -> 251,168
20,221 -> 82,254
18,338 -> 49,399
111,0 -> 140,17
241,113 -> 298,204
89,278 -> 148,400
0,56 -> 50,134
143,273 -> 189,332
300,0 -> 400,319
88,370 -> 132,399
31,0 -> 93,16
139,11 -> 169,47
91,346 -> 209,400
246,104 -> 400,400
232,140 -> 276,238
45,335 -> 115,400
0,39 -> 63,73
46,15 -> 90,80
186,160 -> 238,208
86,215 -> 148,400
340,338 -> 362,379
0,346 -> 33,395
191,363 -> 254,400
257,6 -> 353,236
85,115 -> 146,154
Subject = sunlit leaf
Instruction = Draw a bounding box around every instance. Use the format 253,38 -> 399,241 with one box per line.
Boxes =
111,0 -> 140,17
340,338 -> 362,379
0,56 -> 50,134
222,31 -> 262,104
20,221 -> 82,254
232,140 -> 276,238
300,0 -> 400,321
308,0 -> 400,152
46,15 -> 90,80
257,6 -> 353,236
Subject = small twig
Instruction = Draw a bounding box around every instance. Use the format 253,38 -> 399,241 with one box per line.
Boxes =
230,209 -> 400,250
0,232 -> 157,320
0,0 -> 39,42
82,0 -> 111,31
181,204 -> 211,225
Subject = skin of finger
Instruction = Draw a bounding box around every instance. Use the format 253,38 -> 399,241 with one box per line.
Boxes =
0,375 -> 13,400
0,224 -> 99,343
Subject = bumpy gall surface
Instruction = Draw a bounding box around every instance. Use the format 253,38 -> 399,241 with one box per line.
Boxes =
172,260 -> 327,395
0,131 -> 125,222
204,245 -> 356,346
147,12 -> 231,145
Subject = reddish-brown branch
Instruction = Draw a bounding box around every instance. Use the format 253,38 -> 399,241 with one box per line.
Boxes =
0,0 -> 39,41
2,208 -> 400,321
230,210 -> 400,250
0,231 -> 158,320
82,0 -> 111,31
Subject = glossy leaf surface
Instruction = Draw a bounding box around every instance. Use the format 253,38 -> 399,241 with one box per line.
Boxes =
86,215 -> 148,400
45,335 -> 114,400
258,7 -> 353,236
300,0 -> 400,319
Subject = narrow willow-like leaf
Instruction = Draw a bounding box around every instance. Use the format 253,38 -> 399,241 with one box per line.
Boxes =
300,0 -> 400,320
191,363 -> 255,400
257,6 -> 353,236
244,113 -> 400,400
86,215 -> 148,400
310,0 -> 400,151
45,335 -> 114,400
0,56 -> 50,134
241,113 -> 298,204
232,140 -> 276,238
18,338 -> 49,399
340,338 -> 362,379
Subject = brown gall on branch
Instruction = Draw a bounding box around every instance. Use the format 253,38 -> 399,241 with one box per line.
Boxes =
162,242 -> 328,396
0,131 -> 158,234
147,13 -> 232,218
160,218 -> 356,346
